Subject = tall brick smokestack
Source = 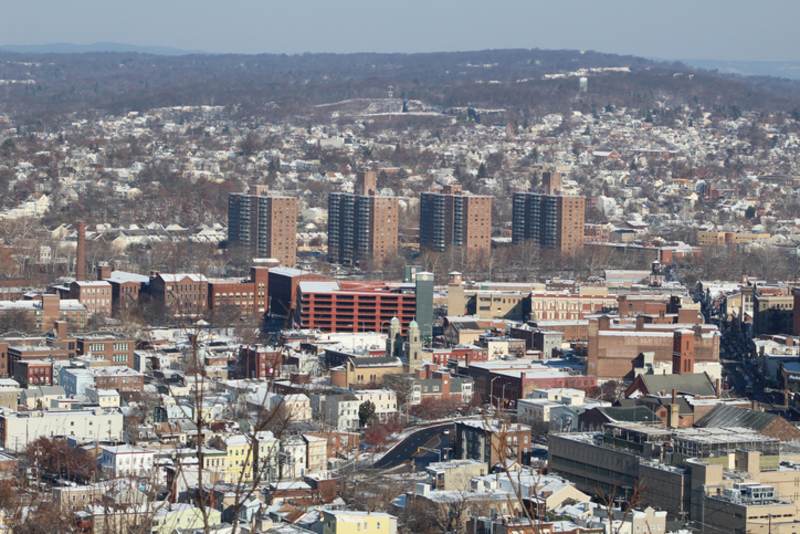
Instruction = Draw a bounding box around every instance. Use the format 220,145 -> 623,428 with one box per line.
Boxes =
76,221 -> 86,282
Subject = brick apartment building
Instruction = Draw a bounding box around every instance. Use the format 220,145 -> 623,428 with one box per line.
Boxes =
13,360 -> 52,388
228,185 -> 297,268
295,280 -> 417,333
92,367 -> 145,398
512,172 -> 585,255
76,334 -> 135,367
327,168 -> 399,266
237,345 -> 283,379
419,184 -> 492,258
328,186 -> 399,266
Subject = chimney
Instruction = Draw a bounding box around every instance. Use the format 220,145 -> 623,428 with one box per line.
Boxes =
54,321 -> 68,340
76,222 -> 86,282
97,263 -> 112,281
715,378 -> 721,398
669,402 -> 680,428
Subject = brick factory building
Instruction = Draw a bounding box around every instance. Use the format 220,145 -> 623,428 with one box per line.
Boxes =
587,315 -> 720,381
149,273 -> 209,316
208,259 -> 276,318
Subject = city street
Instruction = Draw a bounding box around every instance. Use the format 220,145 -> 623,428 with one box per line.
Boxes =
373,423 -> 455,470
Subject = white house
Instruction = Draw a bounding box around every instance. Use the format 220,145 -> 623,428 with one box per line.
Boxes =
323,393 -> 361,431
354,389 -> 398,422
99,444 -> 156,478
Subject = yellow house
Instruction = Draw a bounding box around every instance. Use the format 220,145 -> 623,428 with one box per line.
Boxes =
201,447 -> 227,472
219,434 -> 254,483
322,510 -> 397,534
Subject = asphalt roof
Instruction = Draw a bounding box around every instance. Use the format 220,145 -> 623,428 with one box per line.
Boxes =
593,406 -> 661,423
617,396 -> 694,415
694,404 -> 777,431
638,373 -> 717,397
348,356 -> 402,368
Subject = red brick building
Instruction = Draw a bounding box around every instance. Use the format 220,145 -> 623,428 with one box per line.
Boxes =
584,223 -> 612,244
13,360 -> 52,388
75,334 -> 135,368
68,281 -> 112,317
268,267 -> 328,317
149,273 -> 209,316
423,345 -> 488,366
237,345 -> 283,379
100,265 -> 149,316
8,341 -> 71,383
295,281 -> 416,333
228,185 -> 298,268
208,261 -> 274,318
0,322 -> 77,379
530,320 -> 590,342
587,315 -> 720,381
0,294 -> 87,334
462,360 -> 598,406
92,367 -> 144,398
616,294 -> 673,316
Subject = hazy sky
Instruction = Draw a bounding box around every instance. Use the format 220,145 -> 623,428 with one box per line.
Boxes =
3,0 -> 800,61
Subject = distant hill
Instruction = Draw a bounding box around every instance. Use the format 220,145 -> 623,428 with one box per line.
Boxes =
680,59 -> 800,81
1,47 -> 800,123
0,42 -> 203,56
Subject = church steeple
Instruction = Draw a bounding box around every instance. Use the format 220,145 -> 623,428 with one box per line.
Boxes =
404,318 -> 423,373
386,316 -> 401,358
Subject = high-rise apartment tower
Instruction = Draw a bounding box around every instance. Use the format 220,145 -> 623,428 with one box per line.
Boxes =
228,185 -> 297,267
419,185 -> 492,257
327,169 -> 398,266
512,172 -> 585,254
